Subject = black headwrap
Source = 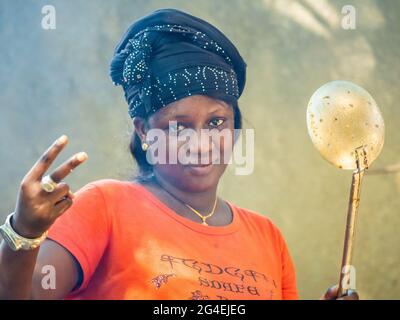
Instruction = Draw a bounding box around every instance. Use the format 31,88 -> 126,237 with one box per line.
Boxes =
109,8 -> 246,118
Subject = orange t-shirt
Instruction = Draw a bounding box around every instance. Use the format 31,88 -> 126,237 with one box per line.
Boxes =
47,179 -> 298,300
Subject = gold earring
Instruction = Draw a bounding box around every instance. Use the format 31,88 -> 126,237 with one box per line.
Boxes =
141,142 -> 149,151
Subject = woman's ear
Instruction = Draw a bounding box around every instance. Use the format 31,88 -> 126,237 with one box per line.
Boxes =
133,117 -> 147,143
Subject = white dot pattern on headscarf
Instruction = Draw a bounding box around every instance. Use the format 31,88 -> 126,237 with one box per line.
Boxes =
127,65 -> 239,118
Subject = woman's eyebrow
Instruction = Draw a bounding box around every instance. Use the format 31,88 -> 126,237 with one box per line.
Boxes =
170,114 -> 193,119
170,111 -> 226,120
208,106 -> 230,115
164,104 -> 229,120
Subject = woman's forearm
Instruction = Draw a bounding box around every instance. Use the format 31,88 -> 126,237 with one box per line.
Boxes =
0,240 -> 39,300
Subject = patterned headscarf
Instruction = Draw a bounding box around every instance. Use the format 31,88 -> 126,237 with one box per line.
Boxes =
110,8 -> 247,118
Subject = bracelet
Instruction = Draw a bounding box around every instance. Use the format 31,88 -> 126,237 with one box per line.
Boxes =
0,213 -> 48,251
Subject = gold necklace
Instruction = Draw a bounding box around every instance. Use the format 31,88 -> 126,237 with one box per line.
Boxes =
184,197 -> 218,226
158,182 -> 218,225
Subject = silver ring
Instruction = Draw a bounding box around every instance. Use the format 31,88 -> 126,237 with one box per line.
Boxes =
40,175 -> 58,193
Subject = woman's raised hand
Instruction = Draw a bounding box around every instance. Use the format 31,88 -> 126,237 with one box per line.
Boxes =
12,135 -> 88,238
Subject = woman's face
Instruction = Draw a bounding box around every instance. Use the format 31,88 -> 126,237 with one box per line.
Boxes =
136,95 -> 235,192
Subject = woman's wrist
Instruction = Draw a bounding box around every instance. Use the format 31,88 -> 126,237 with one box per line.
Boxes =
10,212 -> 48,240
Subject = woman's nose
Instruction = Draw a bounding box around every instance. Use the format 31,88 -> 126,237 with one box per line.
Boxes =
187,129 -> 214,162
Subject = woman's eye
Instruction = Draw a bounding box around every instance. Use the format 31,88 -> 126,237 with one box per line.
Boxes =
209,118 -> 225,127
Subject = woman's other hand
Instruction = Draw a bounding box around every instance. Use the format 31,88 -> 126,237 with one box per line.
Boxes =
320,284 -> 359,300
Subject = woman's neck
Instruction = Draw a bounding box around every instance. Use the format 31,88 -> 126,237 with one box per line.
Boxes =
151,173 -> 218,212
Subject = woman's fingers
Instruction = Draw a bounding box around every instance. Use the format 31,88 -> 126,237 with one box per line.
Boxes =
47,182 -> 70,203
68,190 -> 75,200
24,135 -> 88,186
26,135 -> 69,182
49,151 -> 88,183
321,284 -> 359,300
53,196 -> 73,217
321,284 -> 339,300
337,290 -> 359,300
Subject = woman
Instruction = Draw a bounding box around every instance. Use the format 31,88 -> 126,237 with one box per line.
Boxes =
0,8 -> 357,300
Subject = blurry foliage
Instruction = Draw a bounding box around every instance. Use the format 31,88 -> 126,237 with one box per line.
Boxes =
0,0 -> 399,299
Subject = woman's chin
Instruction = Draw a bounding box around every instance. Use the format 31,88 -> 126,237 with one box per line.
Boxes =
178,165 -> 221,192
156,163 -> 226,192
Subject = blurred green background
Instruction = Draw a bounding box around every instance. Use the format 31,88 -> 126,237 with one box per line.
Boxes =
0,0 -> 399,299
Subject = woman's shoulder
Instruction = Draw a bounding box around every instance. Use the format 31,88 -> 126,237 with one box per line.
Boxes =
228,201 -> 275,226
228,201 -> 286,243
84,178 -> 133,188
76,178 -> 145,202
85,177 -> 152,188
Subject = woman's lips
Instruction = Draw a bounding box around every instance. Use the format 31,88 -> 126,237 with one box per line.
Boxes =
184,163 -> 214,176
